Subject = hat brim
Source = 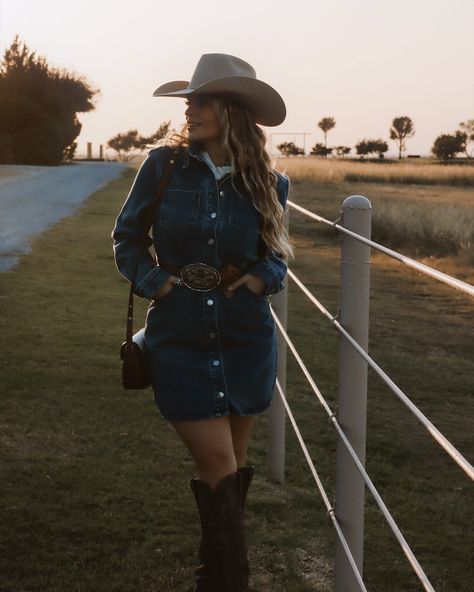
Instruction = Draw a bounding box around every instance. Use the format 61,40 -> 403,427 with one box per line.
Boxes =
152,76 -> 286,127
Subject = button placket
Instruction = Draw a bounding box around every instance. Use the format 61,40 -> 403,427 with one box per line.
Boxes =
204,175 -> 218,261
201,171 -> 227,415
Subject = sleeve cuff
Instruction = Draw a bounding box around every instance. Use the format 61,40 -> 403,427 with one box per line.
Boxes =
247,260 -> 285,296
134,266 -> 172,299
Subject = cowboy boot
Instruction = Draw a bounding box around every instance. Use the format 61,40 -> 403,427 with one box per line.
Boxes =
237,465 -> 254,511
190,470 -> 250,591
191,465 -> 254,590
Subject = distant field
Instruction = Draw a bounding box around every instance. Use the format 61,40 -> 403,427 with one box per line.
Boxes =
275,156 -> 474,187
274,156 -> 474,278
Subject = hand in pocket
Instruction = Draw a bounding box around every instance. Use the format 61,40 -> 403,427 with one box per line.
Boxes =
151,276 -> 178,302
224,273 -> 266,298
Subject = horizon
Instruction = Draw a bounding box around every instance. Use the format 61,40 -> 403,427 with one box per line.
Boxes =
1,0 -> 473,159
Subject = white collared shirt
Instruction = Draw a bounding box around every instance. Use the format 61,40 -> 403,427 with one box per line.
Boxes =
199,150 -> 233,180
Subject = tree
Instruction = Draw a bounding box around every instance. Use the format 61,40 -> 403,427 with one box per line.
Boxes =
138,121 -> 172,147
108,130 -> 140,161
431,132 -> 466,160
317,117 -> 336,156
334,146 -> 351,158
355,139 -> 388,159
389,116 -> 415,159
276,141 -> 304,156
310,143 -> 333,157
458,119 -> 474,158
0,35 -> 99,165
107,122 -> 172,160
373,139 -> 389,159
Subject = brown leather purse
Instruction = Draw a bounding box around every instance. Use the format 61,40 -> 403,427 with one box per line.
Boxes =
120,148 -> 178,389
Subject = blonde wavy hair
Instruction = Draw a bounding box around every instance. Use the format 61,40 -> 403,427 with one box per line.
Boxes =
150,95 -> 295,261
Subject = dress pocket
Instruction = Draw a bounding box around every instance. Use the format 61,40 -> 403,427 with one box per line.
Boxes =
156,188 -> 201,230
240,284 -> 266,300
153,282 -> 178,304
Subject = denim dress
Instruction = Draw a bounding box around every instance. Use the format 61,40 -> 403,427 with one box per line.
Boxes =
111,143 -> 290,422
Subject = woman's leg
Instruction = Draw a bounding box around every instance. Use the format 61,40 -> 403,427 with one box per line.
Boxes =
229,414 -> 256,469
170,414 -> 256,591
170,414 -> 257,484
170,416 -> 237,488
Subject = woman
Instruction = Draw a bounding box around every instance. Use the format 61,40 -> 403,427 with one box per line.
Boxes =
111,53 -> 294,592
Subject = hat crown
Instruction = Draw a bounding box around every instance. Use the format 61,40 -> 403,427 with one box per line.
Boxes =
189,53 -> 257,89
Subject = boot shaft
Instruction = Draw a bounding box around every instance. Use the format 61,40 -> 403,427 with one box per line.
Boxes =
190,470 -> 250,591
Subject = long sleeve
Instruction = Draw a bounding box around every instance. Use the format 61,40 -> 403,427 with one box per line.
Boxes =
247,172 -> 290,296
111,149 -> 172,299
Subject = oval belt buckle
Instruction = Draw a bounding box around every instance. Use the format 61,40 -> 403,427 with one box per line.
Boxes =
180,263 -> 221,292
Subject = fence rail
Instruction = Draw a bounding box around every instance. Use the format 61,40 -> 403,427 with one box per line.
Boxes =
288,199 -> 474,298
268,194 -> 473,591
287,266 -> 474,481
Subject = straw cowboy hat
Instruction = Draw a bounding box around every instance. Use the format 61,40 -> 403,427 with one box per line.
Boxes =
152,53 -> 286,127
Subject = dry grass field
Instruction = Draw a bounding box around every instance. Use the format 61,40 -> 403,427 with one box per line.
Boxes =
275,156 -> 474,188
274,156 -> 474,283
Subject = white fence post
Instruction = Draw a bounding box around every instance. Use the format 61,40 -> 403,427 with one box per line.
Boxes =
335,195 -> 372,591
267,205 -> 290,484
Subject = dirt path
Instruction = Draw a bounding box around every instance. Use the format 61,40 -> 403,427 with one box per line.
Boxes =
0,162 -> 127,271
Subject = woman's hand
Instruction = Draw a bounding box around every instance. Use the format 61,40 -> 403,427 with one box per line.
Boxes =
224,273 -> 266,298
151,275 -> 179,302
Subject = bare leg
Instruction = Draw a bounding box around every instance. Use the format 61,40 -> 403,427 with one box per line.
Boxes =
229,414 -> 256,468
170,413 -> 257,486
172,414 -> 257,589
170,416 -> 237,488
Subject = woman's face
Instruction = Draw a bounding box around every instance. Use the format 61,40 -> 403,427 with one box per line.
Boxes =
184,94 -> 222,143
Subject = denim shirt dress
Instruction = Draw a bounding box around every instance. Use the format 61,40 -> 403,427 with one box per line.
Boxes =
111,143 -> 290,422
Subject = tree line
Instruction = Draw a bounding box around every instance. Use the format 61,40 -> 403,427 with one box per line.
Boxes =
277,116 -> 474,160
1,36 -> 472,165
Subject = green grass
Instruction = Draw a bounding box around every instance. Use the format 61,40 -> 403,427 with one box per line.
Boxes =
0,167 -> 473,591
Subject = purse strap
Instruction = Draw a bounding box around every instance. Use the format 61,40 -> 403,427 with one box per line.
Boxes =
126,147 -> 179,345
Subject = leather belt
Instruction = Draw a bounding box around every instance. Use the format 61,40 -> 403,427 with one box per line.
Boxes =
159,261 -> 247,292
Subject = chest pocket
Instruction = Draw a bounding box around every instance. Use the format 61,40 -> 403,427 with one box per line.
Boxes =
156,188 -> 201,230
228,193 -> 262,235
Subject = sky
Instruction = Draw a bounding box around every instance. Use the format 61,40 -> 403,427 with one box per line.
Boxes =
0,0 -> 473,158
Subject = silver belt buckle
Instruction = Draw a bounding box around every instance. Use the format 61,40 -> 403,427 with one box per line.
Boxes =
180,263 -> 221,292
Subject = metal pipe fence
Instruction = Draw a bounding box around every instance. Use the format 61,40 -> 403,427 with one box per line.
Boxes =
268,194 -> 473,591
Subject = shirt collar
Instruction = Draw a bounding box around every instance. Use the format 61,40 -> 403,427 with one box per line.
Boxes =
182,141 -> 233,171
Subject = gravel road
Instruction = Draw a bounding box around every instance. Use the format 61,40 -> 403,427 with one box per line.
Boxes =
0,162 -> 127,271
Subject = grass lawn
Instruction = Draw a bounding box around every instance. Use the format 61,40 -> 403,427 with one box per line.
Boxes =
0,165 -> 472,591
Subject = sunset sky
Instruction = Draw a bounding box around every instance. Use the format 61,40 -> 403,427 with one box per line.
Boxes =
1,0 -> 473,158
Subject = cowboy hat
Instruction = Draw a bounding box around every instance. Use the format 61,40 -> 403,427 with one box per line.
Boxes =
152,53 -> 286,127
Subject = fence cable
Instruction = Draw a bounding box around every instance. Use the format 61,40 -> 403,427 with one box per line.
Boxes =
271,309 -> 436,592
286,268 -> 474,482
288,200 -> 474,298
273,378 -> 368,592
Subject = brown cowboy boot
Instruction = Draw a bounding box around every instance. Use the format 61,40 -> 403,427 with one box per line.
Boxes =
191,465 -> 254,591
190,469 -> 251,591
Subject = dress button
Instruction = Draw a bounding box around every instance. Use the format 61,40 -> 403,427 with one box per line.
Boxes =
213,360 -> 220,366
209,332 -> 216,339
208,238 -> 215,245
207,299 -> 214,305
219,190 -> 224,197
217,391 -> 225,398
210,212 -> 217,219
